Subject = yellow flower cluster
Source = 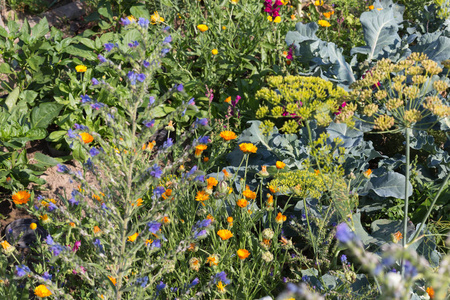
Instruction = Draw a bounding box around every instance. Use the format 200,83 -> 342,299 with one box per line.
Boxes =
255,76 -> 348,133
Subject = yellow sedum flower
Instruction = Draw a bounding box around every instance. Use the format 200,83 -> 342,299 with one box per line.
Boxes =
75,65 -> 87,73
34,285 -> 52,298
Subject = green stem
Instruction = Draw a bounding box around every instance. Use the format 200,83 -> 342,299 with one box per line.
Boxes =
409,171 -> 450,244
401,128 -> 411,276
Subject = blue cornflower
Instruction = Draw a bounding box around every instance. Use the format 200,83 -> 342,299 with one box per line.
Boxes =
148,221 -> 162,234
335,223 -> 356,244
156,281 -> 166,291
68,197 -> 79,206
153,186 -> 165,199
81,95 -> 92,103
90,147 -> 100,157
16,265 -> 31,277
163,35 -> 172,44
163,138 -> 173,149
138,18 -> 150,28
214,271 -> 230,285
136,276 -> 149,288
195,118 -> 208,127
104,43 -> 114,52
42,271 -> 52,281
197,136 -> 210,144
193,230 -> 207,239
91,78 -> 99,85
45,235 -> 54,245
149,164 -> 163,178
194,175 -> 204,182
189,277 -> 199,288
57,164 -> 69,173
340,254 -> 347,264
137,73 -> 146,82
127,71 -> 137,85
404,260 -> 418,278
161,48 -> 170,56
144,119 -> 155,128
98,54 -> 107,63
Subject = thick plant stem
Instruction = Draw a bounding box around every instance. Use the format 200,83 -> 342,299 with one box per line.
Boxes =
409,171 -> 450,244
401,128 -> 411,276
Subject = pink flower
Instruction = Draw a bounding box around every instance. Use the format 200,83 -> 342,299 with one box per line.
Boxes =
72,241 -> 81,252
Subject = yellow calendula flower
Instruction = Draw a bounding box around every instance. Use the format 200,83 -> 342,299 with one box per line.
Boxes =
267,15 -> 273,22
273,16 -> 281,23
195,144 -> 207,157
230,0 -> 238,4
207,254 -> 219,266
150,11 -> 164,24
30,223 -> 37,230
276,161 -> 286,169
368,5 -> 374,10
239,143 -> 258,153
237,249 -> 250,260
323,11 -> 332,18
34,285 -> 52,298
222,25 -> 227,30
145,239 -> 153,246
318,20 -> 331,27
217,229 -> 233,240
40,214 -> 50,224
212,49 -> 218,55
79,132 -> 94,144
12,190 -> 31,205
314,0 -> 324,5
220,130 -> 237,141
75,65 -> 87,73
217,281 -> 227,293
128,232 -> 139,242
197,24 -> 208,32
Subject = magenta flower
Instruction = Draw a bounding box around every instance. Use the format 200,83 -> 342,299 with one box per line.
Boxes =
72,241 -> 81,252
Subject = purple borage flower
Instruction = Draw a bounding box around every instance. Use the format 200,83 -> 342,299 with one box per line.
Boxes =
127,71 -> 137,85
98,54 -> 107,63
148,221 -> 161,234
137,73 -> 146,82
335,223 -> 357,243
163,138 -> 173,149
163,35 -> 172,44
143,60 -> 150,68
57,164 -> 69,173
16,265 -> 31,277
89,147 -> 100,157
91,78 -> 99,85
148,96 -> 155,107
149,164 -> 162,178
104,43 -> 114,52
143,119 -> 155,128
81,95 -> 92,103
153,186 -> 166,199
138,18 -> 150,28
214,271 -> 231,284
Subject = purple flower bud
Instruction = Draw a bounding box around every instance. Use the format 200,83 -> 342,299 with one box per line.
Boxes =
177,84 -> 184,92
138,18 -> 150,28
148,96 -> 155,106
98,54 -> 107,63
91,78 -> 99,85
104,43 -> 114,52
144,120 -> 155,128
163,35 -> 172,44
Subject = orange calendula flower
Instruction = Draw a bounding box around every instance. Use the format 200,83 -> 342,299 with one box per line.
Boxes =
207,214 -> 215,222
207,254 -> 219,266
206,177 -> 219,188
161,216 -> 170,224
222,25 -> 227,30
227,216 -> 233,226
315,169 -> 320,175
291,14 -> 297,20
12,191 -> 31,205
79,132 -> 94,144
75,65 -> 87,73
195,191 -> 209,206
108,276 -> 117,286
162,189 -> 172,200
220,130 -> 237,141
243,186 -> 256,200
237,249 -> 250,260
212,49 -> 218,55
426,287 -> 435,299
364,169 -> 373,178
318,20 -> 331,27
145,239 -> 153,246
93,226 -> 101,234
323,11 -> 332,18
269,185 -> 278,194
34,285 -> 52,298
1,240 -> 12,251
267,194 -> 274,206
275,212 -> 287,224
128,232 -> 139,242
236,198 -> 248,208
225,96 -> 231,103
69,222 -> 76,227
203,157 -> 209,162
222,169 -> 231,179
368,5 -> 374,9
260,165 -> 269,177
217,229 -> 233,240
239,143 -> 258,153
195,144 -> 207,157
197,24 -> 208,32
132,198 -> 143,206
391,231 -> 403,243
276,161 -> 286,169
